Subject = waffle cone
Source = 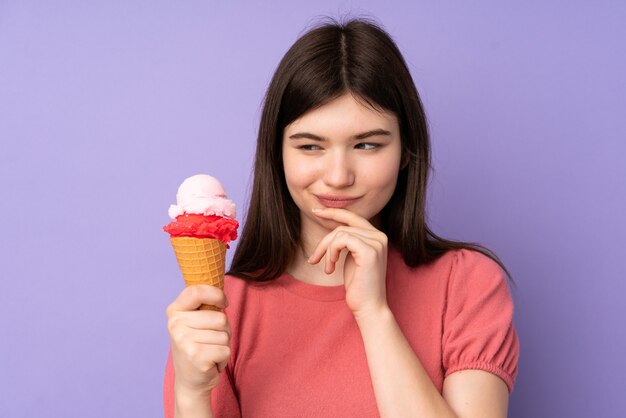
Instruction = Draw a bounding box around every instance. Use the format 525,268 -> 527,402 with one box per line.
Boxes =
170,236 -> 226,311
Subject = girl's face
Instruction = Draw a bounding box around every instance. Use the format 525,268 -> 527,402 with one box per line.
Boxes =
282,93 -> 403,233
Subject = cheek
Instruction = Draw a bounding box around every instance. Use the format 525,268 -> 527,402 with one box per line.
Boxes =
380,164 -> 401,189
363,170 -> 399,201
365,153 -> 401,191
283,160 -> 303,189
282,152 -> 316,192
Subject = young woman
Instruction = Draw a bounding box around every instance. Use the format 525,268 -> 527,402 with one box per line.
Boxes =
165,17 -> 519,418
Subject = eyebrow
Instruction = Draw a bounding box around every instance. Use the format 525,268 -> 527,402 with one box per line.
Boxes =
288,129 -> 392,141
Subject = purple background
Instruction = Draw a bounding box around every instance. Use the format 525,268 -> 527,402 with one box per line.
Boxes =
1,1 -> 625,417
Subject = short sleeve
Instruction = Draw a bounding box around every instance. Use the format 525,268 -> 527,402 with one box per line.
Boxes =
442,249 -> 519,393
163,348 -> 242,418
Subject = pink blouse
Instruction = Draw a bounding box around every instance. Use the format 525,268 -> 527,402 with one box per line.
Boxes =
165,248 -> 519,417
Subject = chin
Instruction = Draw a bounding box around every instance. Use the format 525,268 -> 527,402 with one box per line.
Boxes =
318,218 -> 343,230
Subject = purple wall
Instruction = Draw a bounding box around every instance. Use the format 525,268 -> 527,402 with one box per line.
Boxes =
1,1 -> 625,416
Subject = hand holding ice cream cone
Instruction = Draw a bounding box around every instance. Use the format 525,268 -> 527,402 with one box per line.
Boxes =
166,284 -> 232,398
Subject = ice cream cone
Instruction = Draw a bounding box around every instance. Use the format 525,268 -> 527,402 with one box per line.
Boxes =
170,236 -> 226,311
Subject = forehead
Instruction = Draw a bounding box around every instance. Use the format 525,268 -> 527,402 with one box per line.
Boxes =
284,93 -> 398,135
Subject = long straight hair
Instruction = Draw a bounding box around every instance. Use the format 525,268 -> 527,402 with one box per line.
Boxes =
229,17 -> 513,282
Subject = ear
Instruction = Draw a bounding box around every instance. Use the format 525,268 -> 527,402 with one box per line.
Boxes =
400,151 -> 410,170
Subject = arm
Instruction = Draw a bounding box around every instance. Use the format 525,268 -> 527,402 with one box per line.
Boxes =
165,348 -> 242,418
309,208 -> 513,418
355,306 -> 509,418
174,388 -> 214,418
165,350 -> 216,418
356,306 -> 455,417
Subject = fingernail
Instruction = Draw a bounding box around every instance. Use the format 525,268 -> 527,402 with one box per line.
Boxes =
312,208 -> 323,213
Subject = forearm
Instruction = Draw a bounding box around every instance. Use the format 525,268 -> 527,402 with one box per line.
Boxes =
174,383 -> 214,418
355,306 -> 457,418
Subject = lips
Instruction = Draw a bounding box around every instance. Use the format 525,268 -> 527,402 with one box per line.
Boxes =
315,194 -> 361,209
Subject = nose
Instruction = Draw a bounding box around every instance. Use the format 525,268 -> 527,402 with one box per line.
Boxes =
323,151 -> 354,188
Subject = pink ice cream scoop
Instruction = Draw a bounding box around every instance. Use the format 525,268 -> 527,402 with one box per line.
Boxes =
167,174 -> 236,219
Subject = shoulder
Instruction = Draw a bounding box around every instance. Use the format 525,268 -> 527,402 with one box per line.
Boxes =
451,248 -> 504,276
223,274 -> 280,314
385,247 -> 507,310
441,249 -> 517,360
221,275 -> 279,344
445,248 -> 510,298
224,273 -> 250,293
389,247 -> 513,313
224,274 -> 276,300
389,246 -> 503,281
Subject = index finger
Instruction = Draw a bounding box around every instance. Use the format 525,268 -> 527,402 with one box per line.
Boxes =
167,285 -> 228,314
311,208 -> 374,229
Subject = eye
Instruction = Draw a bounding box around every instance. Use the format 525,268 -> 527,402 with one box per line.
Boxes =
298,144 -> 322,151
355,142 -> 380,150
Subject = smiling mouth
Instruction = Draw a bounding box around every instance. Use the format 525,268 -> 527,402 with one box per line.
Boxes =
315,195 -> 360,209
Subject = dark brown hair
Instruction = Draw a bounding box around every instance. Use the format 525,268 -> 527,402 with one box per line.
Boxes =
228,17 -> 513,282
